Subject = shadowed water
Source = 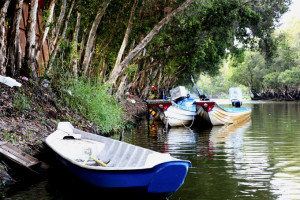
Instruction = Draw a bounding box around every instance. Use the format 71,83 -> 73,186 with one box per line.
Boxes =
4,101 -> 300,200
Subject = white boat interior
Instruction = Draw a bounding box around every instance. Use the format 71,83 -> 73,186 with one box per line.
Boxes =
46,122 -> 179,170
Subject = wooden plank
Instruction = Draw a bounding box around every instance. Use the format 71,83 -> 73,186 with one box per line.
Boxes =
146,99 -> 171,104
0,142 -> 40,168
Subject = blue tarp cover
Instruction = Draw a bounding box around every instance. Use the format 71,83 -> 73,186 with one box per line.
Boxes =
176,97 -> 196,112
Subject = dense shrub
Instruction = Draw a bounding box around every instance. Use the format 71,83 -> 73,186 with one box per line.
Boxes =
63,79 -> 125,133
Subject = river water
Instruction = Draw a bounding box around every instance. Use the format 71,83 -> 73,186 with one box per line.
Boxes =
3,101 -> 300,200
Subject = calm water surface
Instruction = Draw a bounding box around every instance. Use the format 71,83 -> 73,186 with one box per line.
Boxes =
4,101 -> 300,200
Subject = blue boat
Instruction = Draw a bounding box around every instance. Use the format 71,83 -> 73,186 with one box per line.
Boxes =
45,122 -> 191,197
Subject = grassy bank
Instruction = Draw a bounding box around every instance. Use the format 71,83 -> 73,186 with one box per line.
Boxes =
58,79 -> 125,134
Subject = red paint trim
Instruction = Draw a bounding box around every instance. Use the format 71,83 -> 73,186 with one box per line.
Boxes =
195,101 -> 216,112
148,103 -> 172,111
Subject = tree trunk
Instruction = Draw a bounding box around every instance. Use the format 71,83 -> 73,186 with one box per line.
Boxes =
141,72 -> 151,99
7,0 -> 23,77
50,0 -> 66,54
61,0 -> 75,40
46,39 -> 60,74
108,0 -> 195,84
99,58 -> 107,80
144,67 -> 159,99
24,0 -> 39,78
86,36 -> 98,77
46,0 -> 75,75
35,0 -> 56,62
78,27 -> 87,73
82,0 -> 111,76
125,67 -> 140,93
167,66 -> 185,89
116,73 -> 128,99
113,0 -> 139,69
70,11 -> 81,77
156,67 -> 163,94
0,0 -> 11,75
16,39 -> 22,75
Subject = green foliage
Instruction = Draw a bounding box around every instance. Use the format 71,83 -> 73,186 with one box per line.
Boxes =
196,61 -> 250,98
263,72 -> 281,88
129,0 -> 292,87
3,131 -> 19,144
13,93 -> 31,112
45,0 -> 291,99
63,79 -> 125,133
278,67 -> 300,87
230,51 -> 266,91
227,19 -> 300,97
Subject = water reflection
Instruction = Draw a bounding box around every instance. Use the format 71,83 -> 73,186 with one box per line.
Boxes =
168,103 -> 300,200
209,117 -> 251,148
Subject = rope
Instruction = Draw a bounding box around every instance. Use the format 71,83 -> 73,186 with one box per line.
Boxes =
182,115 -> 195,129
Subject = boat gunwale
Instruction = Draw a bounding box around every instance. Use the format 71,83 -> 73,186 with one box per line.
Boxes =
209,104 -> 252,114
46,123 -> 191,171
54,151 -> 191,172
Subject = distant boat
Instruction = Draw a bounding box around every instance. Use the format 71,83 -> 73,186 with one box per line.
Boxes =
202,103 -> 251,125
196,87 -> 251,125
147,86 -> 202,127
45,122 -> 191,197
163,96 -> 199,127
191,78 -> 251,125
147,81 -> 251,127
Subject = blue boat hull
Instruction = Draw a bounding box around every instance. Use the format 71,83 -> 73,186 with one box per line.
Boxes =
56,154 -> 190,196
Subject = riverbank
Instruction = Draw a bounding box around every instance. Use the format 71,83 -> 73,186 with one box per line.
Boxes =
0,78 -> 147,187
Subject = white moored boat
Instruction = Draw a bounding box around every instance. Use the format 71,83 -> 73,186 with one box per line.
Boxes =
164,103 -> 197,127
163,86 -> 198,127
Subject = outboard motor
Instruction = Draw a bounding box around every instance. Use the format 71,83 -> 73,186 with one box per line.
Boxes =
231,99 -> 242,108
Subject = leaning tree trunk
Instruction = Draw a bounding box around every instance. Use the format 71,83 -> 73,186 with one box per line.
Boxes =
50,0 -> 66,54
8,0 -> 23,76
46,0 -> 75,75
116,73 -> 128,99
24,0 -> 39,78
77,27 -> 87,72
82,0 -> 111,76
113,0 -> 139,69
86,36 -> 98,77
61,0 -> 75,40
144,67 -> 159,99
107,0 -> 195,84
0,0 -> 11,75
99,59 -> 107,80
35,0 -> 56,62
156,67 -> 163,95
169,66 -> 185,89
70,11 -> 81,78
141,71 -> 151,99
